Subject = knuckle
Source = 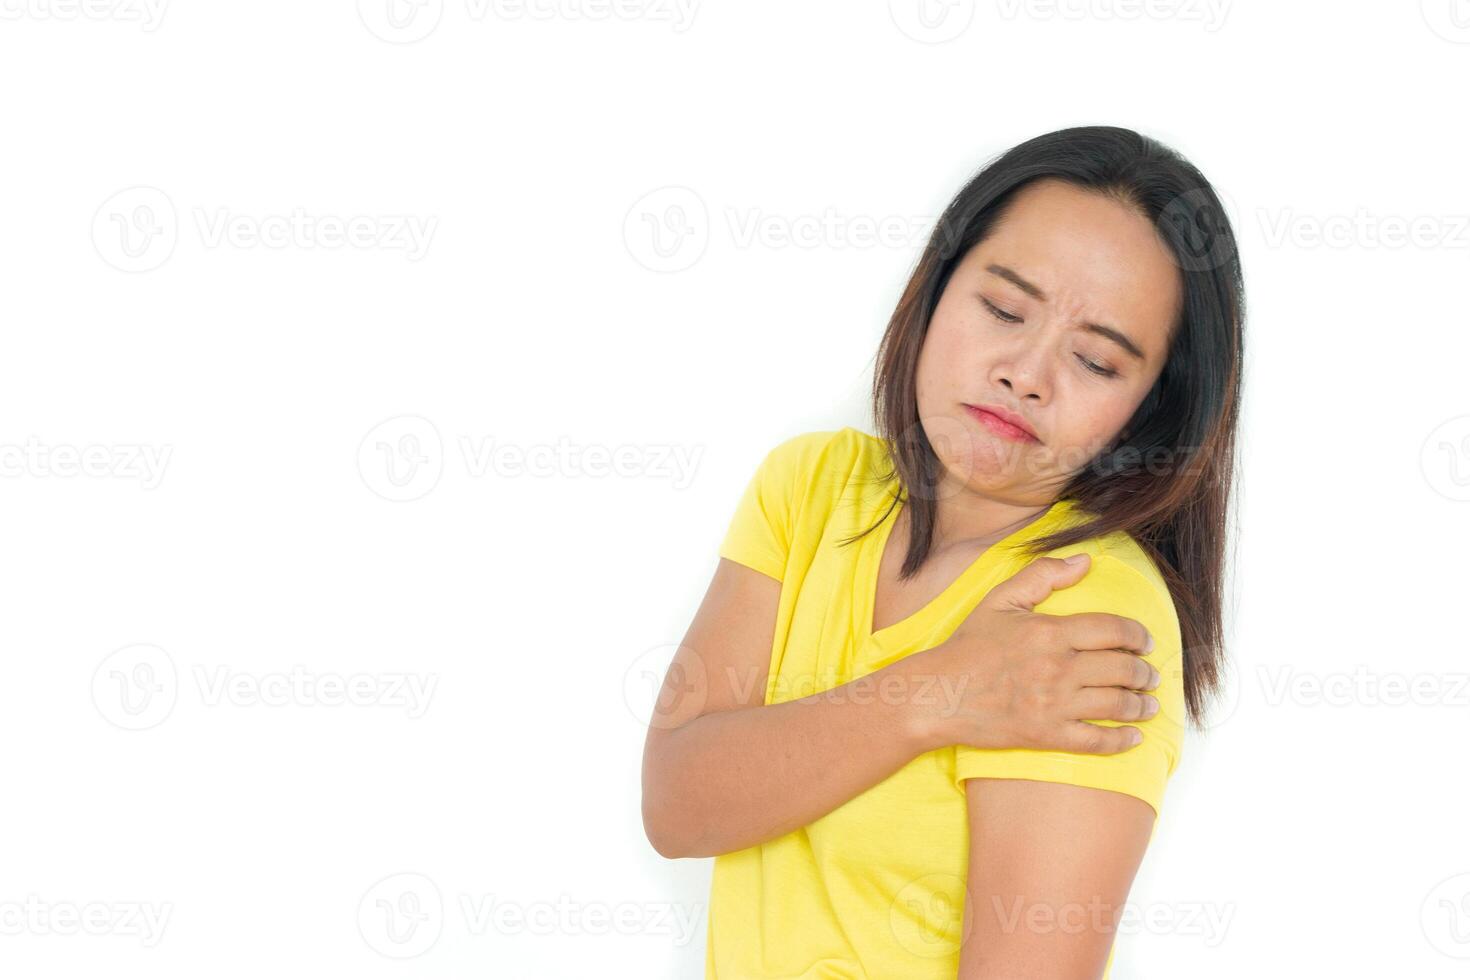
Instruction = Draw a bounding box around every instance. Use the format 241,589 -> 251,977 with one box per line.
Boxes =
1030,653 -> 1065,685
1136,660 -> 1155,689
1077,727 -> 1107,753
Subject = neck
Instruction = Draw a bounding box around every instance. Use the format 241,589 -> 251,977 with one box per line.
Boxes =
925,473 -> 1056,552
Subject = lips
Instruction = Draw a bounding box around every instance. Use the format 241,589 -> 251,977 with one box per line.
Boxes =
963,403 -> 1040,443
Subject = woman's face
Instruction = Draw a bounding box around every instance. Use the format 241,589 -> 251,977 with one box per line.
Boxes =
914,178 -> 1184,507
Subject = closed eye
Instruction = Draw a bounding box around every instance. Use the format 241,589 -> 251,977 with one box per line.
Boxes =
982,296 -> 1119,379
1077,356 -> 1118,378
980,297 -> 1021,323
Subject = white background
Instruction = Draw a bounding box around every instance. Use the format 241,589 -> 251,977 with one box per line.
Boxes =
2,1 -> 1468,977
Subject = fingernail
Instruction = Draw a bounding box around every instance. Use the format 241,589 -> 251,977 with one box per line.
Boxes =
1149,668 -> 1161,688
1144,633 -> 1155,652
1064,553 -> 1088,565
1128,729 -> 1143,746
1142,696 -> 1159,718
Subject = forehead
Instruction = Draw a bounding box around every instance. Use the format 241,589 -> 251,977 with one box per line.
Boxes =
968,179 -> 1183,358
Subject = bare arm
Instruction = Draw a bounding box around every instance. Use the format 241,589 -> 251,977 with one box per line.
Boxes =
641,553 -> 1161,860
640,558 -> 939,859
956,779 -> 1156,979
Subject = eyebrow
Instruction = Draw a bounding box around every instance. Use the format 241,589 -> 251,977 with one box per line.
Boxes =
984,263 -> 1147,362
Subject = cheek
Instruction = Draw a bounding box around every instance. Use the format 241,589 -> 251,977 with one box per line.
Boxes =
1052,380 -> 1147,453
915,316 -> 973,399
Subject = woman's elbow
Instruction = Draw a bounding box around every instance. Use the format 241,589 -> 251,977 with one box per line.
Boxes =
641,748 -> 696,858
642,795 -> 685,859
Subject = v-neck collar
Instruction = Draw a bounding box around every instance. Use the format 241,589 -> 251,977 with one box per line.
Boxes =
862,495 -> 1078,647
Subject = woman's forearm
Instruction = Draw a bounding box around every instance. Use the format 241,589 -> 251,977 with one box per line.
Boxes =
641,654 -> 952,859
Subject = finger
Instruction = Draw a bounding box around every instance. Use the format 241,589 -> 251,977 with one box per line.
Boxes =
1069,649 -> 1160,691
1056,721 -> 1144,755
983,554 -> 1094,612
1055,610 -> 1154,655
1069,686 -> 1160,724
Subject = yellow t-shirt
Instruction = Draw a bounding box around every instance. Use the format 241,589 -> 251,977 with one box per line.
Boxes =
706,427 -> 1186,979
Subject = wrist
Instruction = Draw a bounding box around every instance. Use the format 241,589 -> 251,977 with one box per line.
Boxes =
879,646 -> 958,756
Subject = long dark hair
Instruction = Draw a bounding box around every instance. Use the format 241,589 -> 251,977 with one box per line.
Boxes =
850,125 -> 1243,729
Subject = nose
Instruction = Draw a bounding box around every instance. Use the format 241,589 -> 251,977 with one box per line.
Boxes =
992,340 -> 1050,403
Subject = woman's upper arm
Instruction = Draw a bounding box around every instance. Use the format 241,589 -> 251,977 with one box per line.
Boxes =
645,557 -> 783,736
952,552 -> 1186,812
953,550 -> 1180,977
957,777 -> 1156,979
644,429 -> 834,731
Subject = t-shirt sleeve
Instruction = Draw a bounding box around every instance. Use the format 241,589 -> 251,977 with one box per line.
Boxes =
716,431 -> 830,582
952,552 -> 1187,817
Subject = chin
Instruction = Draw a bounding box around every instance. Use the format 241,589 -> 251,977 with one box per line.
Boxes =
937,441 -> 1028,491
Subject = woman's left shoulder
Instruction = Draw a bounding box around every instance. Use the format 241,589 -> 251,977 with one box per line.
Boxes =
1034,524 -> 1181,645
1077,533 -> 1170,600
1042,505 -> 1173,605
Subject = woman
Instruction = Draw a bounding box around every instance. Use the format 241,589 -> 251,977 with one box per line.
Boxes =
642,125 -> 1242,979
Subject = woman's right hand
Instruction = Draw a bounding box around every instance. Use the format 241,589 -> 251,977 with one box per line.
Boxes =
904,553 -> 1161,755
